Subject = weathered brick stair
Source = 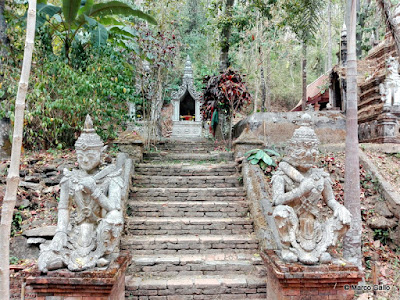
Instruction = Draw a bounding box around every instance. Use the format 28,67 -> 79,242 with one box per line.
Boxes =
124,142 -> 266,299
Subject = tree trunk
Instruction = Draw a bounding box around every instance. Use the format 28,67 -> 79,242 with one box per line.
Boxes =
301,43 -> 307,111
376,0 -> 400,57
215,108 -> 224,141
327,0 -> 332,70
259,47 -> 266,112
0,0 -> 8,57
343,0 -> 362,269
260,66 -> 266,112
146,67 -> 163,149
228,108 -> 233,149
0,1 -> 36,299
219,0 -> 234,72
265,47 -> 271,112
328,0 -> 334,107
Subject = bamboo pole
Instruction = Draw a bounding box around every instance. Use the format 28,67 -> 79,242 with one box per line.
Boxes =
0,1 -> 36,299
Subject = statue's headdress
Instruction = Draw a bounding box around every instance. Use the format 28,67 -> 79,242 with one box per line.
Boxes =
75,115 -> 104,151
289,114 -> 320,148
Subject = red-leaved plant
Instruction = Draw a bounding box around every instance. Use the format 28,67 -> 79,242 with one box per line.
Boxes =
201,68 -> 252,147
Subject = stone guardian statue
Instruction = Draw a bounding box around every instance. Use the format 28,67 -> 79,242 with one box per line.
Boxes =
379,56 -> 400,108
38,115 -> 124,272
271,114 -> 352,265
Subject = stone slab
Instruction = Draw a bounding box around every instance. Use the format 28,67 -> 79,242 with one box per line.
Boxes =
23,226 -> 57,237
359,149 -> 400,219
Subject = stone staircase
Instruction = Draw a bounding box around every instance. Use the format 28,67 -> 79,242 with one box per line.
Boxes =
123,141 -> 267,299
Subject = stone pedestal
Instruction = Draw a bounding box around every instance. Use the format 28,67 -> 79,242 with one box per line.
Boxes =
262,251 -> 363,300
376,112 -> 398,143
27,252 -> 131,300
171,121 -> 203,138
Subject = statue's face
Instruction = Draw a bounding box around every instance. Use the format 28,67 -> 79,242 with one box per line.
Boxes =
288,142 -> 318,169
77,149 -> 101,172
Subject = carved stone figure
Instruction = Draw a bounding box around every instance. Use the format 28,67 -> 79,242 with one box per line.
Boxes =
38,115 -> 124,273
379,56 -> 400,108
271,114 -> 351,265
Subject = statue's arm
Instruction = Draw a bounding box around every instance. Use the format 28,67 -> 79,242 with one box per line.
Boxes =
279,162 -> 304,183
322,178 -> 351,225
272,175 -> 313,206
93,176 -> 122,211
50,179 -> 70,250
56,182 -> 70,232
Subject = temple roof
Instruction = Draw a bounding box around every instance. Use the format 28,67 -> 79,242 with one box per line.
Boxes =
172,56 -> 201,102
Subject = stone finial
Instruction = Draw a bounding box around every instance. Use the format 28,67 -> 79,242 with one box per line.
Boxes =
75,115 -> 104,151
183,55 -> 194,82
341,23 -> 348,66
143,60 -> 151,72
341,23 -> 347,37
370,32 -> 376,47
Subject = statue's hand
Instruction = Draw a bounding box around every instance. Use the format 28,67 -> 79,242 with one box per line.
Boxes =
333,204 -> 352,225
300,177 -> 314,193
49,232 -> 67,252
81,177 -> 97,194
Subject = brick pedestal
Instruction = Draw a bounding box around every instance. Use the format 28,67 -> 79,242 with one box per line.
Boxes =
262,251 -> 364,300
26,252 -> 131,300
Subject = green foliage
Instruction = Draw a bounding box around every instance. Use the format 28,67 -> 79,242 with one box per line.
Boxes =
245,148 -> 280,174
11,210 -> 23,237
1,44 -> 135,149
9,256 -> 19,265
281,0 -> 325,44
374,229 -> 390,246
35,0 -> 156,61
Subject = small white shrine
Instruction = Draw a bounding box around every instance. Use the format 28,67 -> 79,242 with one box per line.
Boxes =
171,56 -> 202,138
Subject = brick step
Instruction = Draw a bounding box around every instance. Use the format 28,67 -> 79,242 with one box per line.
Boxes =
144,152 -> 233,162
125,217 -> 253,235
121,235 -> 259,255
130,187 -> 246,202
128,253 -> 264,277
135,163 -> 237,176
156,141 -> 215,149
127,201 -> 249,218
125,275 -> 267,299
133,175 -> 241,188
156,147 -> 212,153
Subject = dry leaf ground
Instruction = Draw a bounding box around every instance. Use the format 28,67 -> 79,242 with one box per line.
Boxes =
1,148 -> 400,299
